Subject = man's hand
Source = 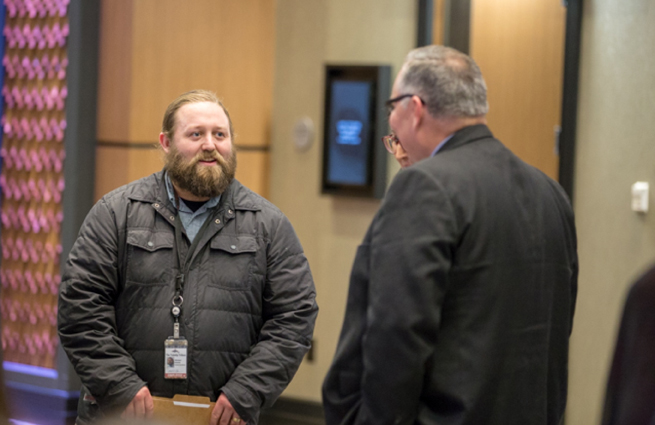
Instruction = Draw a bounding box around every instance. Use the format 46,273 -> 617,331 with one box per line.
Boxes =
121,386 -> 154,420
210,393 -> 245,425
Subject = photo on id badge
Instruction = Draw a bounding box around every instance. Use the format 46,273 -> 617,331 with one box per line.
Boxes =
164,337 -> 188,379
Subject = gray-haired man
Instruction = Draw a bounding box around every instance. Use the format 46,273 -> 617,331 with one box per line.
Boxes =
323,45 -> 578,425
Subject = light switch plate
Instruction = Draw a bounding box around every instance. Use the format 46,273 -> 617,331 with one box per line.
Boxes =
631,181 -> 649,213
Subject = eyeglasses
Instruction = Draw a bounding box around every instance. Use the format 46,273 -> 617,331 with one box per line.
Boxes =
382,133 -> 400,153
384,94 -> 425,116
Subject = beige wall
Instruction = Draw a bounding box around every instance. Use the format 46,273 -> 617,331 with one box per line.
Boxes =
567,0 -> 655,423
270,0 -> 416,401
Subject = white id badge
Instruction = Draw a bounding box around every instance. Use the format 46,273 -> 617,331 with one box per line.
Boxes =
164,337 -> 188,379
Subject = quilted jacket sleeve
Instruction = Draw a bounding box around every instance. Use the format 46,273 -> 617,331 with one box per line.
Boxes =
220,213 -> 318,424
57,198 -> 146,414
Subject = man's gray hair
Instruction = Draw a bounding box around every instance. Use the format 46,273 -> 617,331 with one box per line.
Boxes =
398,45 -> 489,118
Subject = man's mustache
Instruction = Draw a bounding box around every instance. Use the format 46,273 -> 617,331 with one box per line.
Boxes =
192,151 -> 228,165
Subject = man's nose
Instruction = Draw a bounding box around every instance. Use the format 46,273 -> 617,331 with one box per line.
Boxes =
201,135 -> 216,150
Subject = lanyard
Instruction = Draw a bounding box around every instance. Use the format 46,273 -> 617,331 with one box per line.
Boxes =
171,209 -> 216,337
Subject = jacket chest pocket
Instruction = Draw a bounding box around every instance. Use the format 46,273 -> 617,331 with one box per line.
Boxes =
125,229 -> 175,286
206,235 -> 259,290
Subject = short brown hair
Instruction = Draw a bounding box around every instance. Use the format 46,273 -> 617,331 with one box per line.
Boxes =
161,90 -> 234,139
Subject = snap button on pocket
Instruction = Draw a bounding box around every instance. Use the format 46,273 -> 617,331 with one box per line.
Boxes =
215,219 -> 221,224
147,241 -> 154,247
210,236 -> 257,254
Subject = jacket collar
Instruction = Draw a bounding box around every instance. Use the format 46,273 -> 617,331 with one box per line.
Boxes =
436,124 -> 494,155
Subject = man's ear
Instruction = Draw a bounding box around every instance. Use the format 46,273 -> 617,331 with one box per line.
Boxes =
159,132 -> 171,153
411,96 -> 424,130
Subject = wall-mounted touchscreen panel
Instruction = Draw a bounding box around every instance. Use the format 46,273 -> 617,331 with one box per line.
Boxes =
322,65 -> 390,199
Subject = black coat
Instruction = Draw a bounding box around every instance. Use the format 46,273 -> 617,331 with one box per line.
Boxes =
58,172 -> 318,424
323,125 -> 578,425
601,264 -> 655,425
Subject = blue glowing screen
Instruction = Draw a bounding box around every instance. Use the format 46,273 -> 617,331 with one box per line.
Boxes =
326,80 -> 371,186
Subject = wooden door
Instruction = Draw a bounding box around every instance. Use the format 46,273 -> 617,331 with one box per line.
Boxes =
434,0 -> 566,180
470,0 -> 566,180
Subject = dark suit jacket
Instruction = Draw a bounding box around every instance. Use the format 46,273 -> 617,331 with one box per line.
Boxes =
601,265 -> 655,425
323,125 -> 578,425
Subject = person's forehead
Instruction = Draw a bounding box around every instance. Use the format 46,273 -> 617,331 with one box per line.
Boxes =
176,101 -> 228,127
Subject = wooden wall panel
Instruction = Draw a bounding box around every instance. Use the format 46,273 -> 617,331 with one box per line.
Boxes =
96,0 -> 275,199
128,0 -> 275,147
470,0 -> 566,180
94,146 -> 129,201
96,0 -> 133,142
94,146 -> 163,201
234,151 -> 270,199
432,0 -> 446,45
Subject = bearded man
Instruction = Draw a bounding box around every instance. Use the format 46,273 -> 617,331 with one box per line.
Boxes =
58,90 -> 318,425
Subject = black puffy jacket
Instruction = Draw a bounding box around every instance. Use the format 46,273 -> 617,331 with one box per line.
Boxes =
58,171 -> 318,424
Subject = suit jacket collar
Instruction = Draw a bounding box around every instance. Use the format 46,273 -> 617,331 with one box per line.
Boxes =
437,124 -> 494,155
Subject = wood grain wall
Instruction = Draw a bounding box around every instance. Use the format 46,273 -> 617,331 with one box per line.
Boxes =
95,0 -> 275,200
469,0 -> 566,180
432,0 -> 445,45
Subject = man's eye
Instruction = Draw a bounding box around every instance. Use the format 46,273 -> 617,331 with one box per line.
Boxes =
216,131 -> 225,138
191,131 -> 200,137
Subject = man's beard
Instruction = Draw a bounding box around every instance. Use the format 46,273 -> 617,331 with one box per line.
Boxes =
164,146 -> 237,199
